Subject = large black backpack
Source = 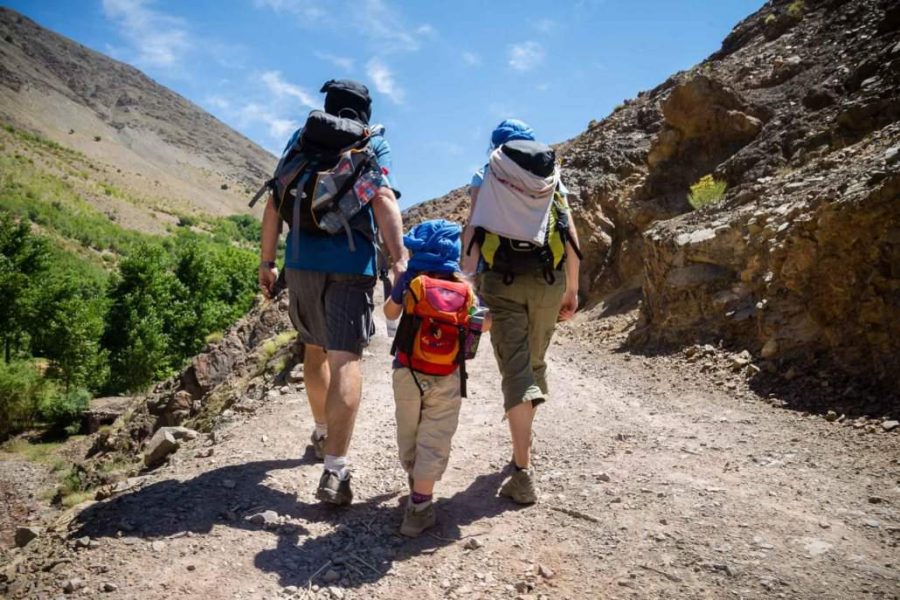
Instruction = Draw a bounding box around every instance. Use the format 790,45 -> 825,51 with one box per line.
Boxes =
501,139 -> 556,177
249,110 -> 381,251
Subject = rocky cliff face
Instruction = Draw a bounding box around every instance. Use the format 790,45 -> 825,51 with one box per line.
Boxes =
405,0 -> 899,392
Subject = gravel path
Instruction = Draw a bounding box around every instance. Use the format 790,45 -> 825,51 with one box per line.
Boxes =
2,310 -> 898,599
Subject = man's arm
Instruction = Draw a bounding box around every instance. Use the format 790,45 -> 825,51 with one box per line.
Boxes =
558,219 -> 581,321
371,187 -> 408,279
258,196 -> 280,298
461,186 -> 480,275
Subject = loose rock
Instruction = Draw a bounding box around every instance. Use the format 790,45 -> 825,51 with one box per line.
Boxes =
14,526 -> 39,548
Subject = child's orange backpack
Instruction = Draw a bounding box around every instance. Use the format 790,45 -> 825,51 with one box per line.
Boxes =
391,274 -> 474,396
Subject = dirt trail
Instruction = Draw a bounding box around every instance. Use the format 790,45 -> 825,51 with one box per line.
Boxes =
4,308 -> 899,599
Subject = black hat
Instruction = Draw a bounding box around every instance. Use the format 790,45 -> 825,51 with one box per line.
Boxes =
320,79 -> 372,124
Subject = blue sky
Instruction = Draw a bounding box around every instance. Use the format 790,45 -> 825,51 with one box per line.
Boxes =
9,0 -> 763,209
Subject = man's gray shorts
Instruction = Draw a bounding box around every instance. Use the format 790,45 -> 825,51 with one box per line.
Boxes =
285,269 -> 376,356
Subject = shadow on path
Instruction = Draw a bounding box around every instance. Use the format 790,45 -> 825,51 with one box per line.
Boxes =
73,459 -> 316,540
254,469 -> 523,589
71,460 -> 523,590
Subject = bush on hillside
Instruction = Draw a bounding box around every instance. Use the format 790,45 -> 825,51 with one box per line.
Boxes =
38,388 -> 90,436
688,175 -> 727,209
0,360 -> 57,439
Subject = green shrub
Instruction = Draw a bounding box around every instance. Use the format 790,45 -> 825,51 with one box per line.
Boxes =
688,174 -> 727,209
787,0 -> 804,18
0,360 -> 57,438
38,388 -> 89,435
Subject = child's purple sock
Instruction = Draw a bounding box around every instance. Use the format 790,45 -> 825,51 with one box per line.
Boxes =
411,491 -> 432,505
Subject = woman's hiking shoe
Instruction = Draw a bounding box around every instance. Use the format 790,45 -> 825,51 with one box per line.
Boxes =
316,470 -> 352,506
499,468 -> 538,504
400,502 -> 436,537
309,431 -> 326,461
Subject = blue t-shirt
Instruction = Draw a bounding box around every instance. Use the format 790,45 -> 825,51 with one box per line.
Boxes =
282,128 -> 398,275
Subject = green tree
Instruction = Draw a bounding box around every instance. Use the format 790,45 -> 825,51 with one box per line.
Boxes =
30,276 -> 109,393
170,234 -> 256,359
104,244 -> 183,393
0,214 -> 50,362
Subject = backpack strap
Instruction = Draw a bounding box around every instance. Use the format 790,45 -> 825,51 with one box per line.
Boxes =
554,200 -> 584,261
457,325 -> 468,398
466,227 -> 485,257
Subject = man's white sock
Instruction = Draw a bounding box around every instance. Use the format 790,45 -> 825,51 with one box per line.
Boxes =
324,455 -> 349,480
314,422 -> 328,439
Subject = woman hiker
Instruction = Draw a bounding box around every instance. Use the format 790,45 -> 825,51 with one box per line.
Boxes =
461,119 -> 582,504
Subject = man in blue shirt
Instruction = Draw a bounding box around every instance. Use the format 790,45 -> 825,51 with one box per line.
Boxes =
258,79 -> 408,505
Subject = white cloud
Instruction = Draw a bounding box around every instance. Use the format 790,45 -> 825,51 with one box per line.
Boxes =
508,41 -> 545,72
462,51 -> 481,67
531,18 -> 559,35
415,24 -> 436,37
234,103 -> 301,144
260,71 -> 318,108
101,0 -> 190,69
314,51 -> 355,72
268,118 -> 301,140
366,58 -> 405,104
255,0 -> 432,53
204,95 -> 231,110
252,0 -> 327,21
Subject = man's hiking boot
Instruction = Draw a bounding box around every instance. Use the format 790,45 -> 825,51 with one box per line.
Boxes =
400,502 -> 435,537
499,468 -> 538,504
316,470 -> 352,506
309,431 -> 326,461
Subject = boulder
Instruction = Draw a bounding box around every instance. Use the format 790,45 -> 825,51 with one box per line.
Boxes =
143,429 -> 179,468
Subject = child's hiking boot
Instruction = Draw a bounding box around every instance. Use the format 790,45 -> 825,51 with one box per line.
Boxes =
400,501 -> 436,537
309,431 -> 326,461
499,468 -> 538,504
316,470 -> 352,506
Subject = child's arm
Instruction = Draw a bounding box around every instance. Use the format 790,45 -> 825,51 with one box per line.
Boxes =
482,311 -> 492,333
383,270 -> 411,320
384,296 -> 402,320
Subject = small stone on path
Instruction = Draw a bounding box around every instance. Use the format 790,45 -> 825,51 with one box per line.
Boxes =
14,526 -> 39,548
464,537 -> 483,550
881,420 -> 899,432
62,578 -> 85,593
323,569 -> 340,584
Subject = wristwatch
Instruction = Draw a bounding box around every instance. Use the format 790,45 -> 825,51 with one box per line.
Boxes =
260,260 -> 276,269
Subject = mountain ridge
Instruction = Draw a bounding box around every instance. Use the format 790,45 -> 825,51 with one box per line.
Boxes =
0,7 -> 275,222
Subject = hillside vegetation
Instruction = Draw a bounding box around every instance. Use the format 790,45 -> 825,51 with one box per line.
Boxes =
0,125 -> 261,440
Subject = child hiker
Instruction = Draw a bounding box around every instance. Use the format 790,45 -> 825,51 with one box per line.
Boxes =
384,219 -> 490,537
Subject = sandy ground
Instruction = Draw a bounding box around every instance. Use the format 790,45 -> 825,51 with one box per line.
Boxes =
2,307 -> 899,600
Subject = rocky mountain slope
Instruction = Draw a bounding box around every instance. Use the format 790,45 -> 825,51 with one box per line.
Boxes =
406,0 -> 900,396
0,7 -> 274,221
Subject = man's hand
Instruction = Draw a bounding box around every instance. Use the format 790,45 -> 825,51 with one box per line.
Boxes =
259,264 -> 279,299
558,288 -> 578,321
